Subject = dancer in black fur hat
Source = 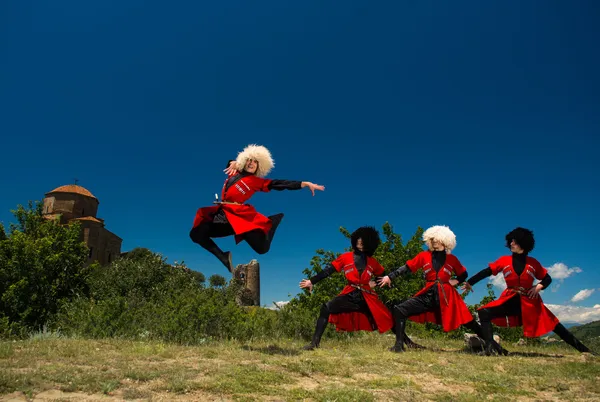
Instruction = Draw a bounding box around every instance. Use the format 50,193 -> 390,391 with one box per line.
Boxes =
464,227 -> 596,355
299,226 -> 422,350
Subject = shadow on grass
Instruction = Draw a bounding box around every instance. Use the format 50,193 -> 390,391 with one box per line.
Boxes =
241,344 -> 301,356
453,347 -> 567,358
503,351 -> 565,358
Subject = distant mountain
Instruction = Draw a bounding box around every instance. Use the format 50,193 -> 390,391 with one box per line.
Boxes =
548,320 -> 600,352
560,322 -> 582,329
564,320 -> 600,341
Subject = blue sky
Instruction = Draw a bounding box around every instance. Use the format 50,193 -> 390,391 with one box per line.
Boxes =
2,1 -> 599,323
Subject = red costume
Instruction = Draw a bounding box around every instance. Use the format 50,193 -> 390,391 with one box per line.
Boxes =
192,174 -> 274,243
189,144 -> 321,273
404,251 -> 474,332
478,255 -> 559,337
327,252 -> 394,333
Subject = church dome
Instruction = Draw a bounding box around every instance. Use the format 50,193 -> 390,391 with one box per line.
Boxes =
47,184 -> 97,199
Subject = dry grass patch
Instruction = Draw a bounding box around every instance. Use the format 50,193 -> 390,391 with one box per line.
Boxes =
1,336 -> 598,401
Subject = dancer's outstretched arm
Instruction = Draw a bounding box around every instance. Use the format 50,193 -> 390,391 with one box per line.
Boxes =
299,264 -> 335,293
223,160 -> 324,195
269,180 -> 325,195
450,270 -> 468,287
461,267 -> 492,292
377,264 -> 410,287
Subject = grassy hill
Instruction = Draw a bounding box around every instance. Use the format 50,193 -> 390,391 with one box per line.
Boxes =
1,334 -> 598,401
549,320 -> 600,352
565,320 -> 600,340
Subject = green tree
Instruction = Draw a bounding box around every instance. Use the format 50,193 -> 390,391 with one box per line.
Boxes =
209,274 -> 227,288
0,201 -> 90,331
190,270 -> 206,285
123,247 -> 154,261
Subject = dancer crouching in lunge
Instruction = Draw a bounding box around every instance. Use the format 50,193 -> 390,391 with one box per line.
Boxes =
190,144 -> 324,272
379,225 -> 506,354
299,226 -> 400,350
463,227 -> 596,356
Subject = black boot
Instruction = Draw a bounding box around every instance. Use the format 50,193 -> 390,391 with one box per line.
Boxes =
554,323 -> 596,355
464,319 -> 508,356
266,214 -> 284,243
219,251 -> 233,273
190,228 -> 233,273
303,305 -> 329,350
404,333 -> 426,350
390,308 -> 407,352
480,319 -> 496,356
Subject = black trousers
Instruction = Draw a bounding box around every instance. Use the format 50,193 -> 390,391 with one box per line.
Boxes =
478,296 -> 594,354
307,291 -> 376,347
326,291 -> 373,315
190,221 -> 271,255
390,287 -> 493,351
393,286 -> 442,322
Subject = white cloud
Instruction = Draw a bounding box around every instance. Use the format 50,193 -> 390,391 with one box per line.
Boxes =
489,274 -> 507,291
571,289 -> 595,303
546,263 -> 582,292
267,301 -> 289,310
545,304 -> 600,324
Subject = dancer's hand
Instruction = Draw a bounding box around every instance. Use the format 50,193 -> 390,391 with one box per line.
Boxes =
460,282 -> 472,294
527,284 -> 543,299
299,279 -> 313,293
368,280 -> 376,289
377,276 -> 391,287
449,279 -> 459,287
301,182 -> 325,196
224,161 -> 239,176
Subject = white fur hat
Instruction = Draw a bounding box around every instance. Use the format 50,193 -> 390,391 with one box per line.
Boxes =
235,144 -> 274,178
423,225 -> 457,253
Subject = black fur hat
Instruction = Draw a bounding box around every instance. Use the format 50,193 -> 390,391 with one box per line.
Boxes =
505,227 -> 535,253
351,226 -> 381,257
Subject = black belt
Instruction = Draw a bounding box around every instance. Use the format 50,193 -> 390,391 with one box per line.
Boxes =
350,284 -> 376,296
428,280 -> 449,306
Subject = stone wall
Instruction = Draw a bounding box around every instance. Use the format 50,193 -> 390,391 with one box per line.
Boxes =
233,260 -> 260,306
78,221 -> 122,266
43,193 -> 99,223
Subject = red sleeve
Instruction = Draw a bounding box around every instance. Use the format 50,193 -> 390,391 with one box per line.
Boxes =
531,258 -> 548,280
247,176 -> 272,193
489,257 -> 505,276
331,254 -> 347,272
405,252 -> 425,273
260,178 -> 272,192
450,256 -> 466,276
369,258 -> 384,276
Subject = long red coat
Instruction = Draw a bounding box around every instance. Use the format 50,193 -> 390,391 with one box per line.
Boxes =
405,251 -> 474,332
327,252 -> 394,333
477,255 -> 559,338
192,174 -> 274,243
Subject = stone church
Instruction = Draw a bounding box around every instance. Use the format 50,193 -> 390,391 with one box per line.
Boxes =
42,184 -> 122,266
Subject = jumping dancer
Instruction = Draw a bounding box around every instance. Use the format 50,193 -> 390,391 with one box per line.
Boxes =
463,227 -> 596,355
190,144 -> 324,272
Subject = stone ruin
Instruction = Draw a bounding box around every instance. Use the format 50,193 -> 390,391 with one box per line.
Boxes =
464,333 -> 502,352
232,259 -> 260,307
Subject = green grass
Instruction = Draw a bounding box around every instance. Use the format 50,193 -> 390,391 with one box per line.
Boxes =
0,334 -> 598,401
